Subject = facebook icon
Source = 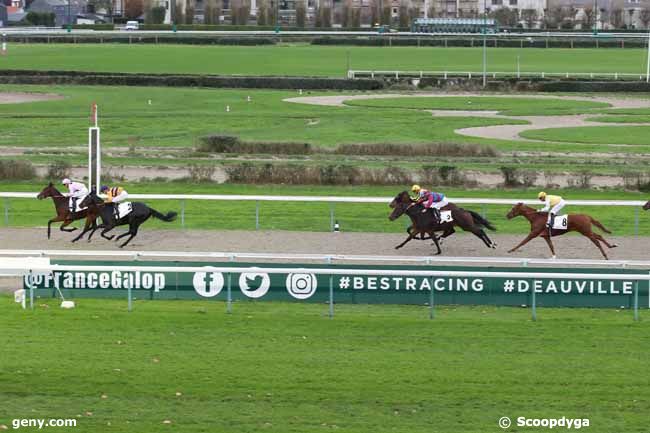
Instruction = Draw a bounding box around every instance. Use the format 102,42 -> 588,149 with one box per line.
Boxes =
192,271 -> 225,298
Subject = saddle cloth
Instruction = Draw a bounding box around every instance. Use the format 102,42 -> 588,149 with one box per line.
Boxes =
552,215 -> 568,230
69,195 -> 87,213
440,210 -> 453,223
117,202 -> 133,219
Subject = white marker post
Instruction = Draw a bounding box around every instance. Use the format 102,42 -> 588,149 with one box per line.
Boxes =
88,103 -> 101,193
1,33 -> 7,56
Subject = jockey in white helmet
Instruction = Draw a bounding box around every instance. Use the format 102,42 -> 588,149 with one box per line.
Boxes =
62,178 -> 88,213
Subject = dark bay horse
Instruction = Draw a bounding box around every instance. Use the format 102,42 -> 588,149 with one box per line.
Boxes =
506,203 -> 617,259
389,191 -> 497,254
80,192 -> 178,248
37,182 -> 94,239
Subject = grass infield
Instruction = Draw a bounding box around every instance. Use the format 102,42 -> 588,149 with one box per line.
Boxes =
1,44 -> 650,77
1,298 -> 649,433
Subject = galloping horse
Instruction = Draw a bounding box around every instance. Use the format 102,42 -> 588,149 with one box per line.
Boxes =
37,182 -> 95,239
389,191 -> 497,254
80,192 -> 178,248
506,203 -> 617,259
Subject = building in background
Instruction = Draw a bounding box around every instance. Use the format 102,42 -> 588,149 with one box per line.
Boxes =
0,3 -> 8,25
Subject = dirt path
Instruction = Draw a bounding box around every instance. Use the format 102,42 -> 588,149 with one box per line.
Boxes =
0,228 -> 644,261
0,92 -> 64,104
285,93 -> 650,143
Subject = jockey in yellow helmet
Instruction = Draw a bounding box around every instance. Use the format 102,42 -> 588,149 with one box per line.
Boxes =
538,191 -> 565,228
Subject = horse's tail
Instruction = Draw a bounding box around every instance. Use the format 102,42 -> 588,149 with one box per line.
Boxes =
466,209 -> 496,231
589,216 -> 611,233
150,208 -> 178,222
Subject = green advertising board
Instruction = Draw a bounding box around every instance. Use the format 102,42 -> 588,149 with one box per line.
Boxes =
22,260 -> 650,309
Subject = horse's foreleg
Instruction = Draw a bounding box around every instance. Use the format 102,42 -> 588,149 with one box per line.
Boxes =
47,218 -> 57,239
430,231 -> 442,255
71,223 -> 92,243
59,219 -> 77,233
395,233 -> 416,250
542,236 -> 557,259
508,232 -> 538,254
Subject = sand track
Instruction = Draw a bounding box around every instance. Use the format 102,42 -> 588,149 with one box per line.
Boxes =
0,92 -> 64,104
1,228 -> 645,261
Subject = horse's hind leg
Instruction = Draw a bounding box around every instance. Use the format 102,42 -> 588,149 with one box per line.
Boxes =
59,219 -> 77,232
118,225 -> 139,248
593,233 -> 618,249
430,231 -> 442,255
587,234 -> 609,260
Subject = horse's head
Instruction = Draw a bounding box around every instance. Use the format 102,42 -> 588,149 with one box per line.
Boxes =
80,190 -> 102,209
37,182 -> 59,200
644,201 -> 650,211
506,202 -> 525,220
388,191 -> 413,221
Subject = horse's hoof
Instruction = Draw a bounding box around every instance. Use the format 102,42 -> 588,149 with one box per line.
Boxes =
611,244 -> 618,248
551,255 -> 557,259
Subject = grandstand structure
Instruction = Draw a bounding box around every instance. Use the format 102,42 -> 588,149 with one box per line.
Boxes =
411,16 -> 497,32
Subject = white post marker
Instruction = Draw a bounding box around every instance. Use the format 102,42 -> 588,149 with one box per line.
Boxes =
246,95 -> 251,102
1,33 -> 7,56
226,105 -> 230,112
333,221 -> 340,233
646,31 -> 650,83
88,103 -> 101,193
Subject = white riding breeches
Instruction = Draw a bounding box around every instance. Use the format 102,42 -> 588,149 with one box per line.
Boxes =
548,199 -> 566,222
111,192 -> 129,203
432,198 -> 449,210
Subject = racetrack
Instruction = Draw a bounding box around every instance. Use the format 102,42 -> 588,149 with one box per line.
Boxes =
1,228 -> 645,260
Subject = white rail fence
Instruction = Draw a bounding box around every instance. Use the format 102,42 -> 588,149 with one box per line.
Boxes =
348,70 -> 650,81
2,249 -> 650,268
3,260 -> 649,320
0,193 -> 647,234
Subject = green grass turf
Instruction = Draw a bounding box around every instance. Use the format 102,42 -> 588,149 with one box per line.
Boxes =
520,125 -> 650,145
4,84 -> 650,155
1,297 -> 649,433
345,96 -> 611,116
0,84 -> 528,150
1,182 -> 648,235
1,43 -> 650,77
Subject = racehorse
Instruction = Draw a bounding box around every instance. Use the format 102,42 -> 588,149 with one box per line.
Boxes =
37,182 -> 94,239
644,201 -> 649,211
389,191 -> 497,254
79,192 -> 178,248
506,203 -> 617,260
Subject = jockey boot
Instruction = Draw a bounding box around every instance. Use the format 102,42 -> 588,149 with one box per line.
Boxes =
433,208 -> 441,223
547,213 -> 555,237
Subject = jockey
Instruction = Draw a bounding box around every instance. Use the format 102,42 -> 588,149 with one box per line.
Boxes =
100,185 -> 129,219
101,185 -> 129,204
62,178 -> 88,213
411,184 -> 449,216
538,191 -> 565,228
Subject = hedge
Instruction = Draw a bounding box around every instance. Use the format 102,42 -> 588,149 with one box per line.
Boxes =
535,80 -> 650,92
0,70 -> 385,90
6,34 -> 277,45
140,24 -> 371,31
63,24 -> 115,30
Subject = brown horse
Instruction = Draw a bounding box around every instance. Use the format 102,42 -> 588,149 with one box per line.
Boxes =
389,191 -> 496,254
37,182 -> 96,239
506,203 -> 617,259
644,201 -> 649,211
